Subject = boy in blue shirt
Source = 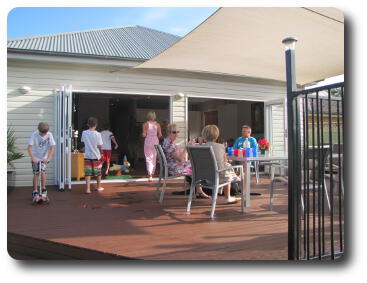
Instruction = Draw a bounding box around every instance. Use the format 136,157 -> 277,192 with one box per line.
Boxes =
233,125 -> 258,149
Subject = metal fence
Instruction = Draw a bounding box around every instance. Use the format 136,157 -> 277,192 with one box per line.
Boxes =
289,82 -> 344,260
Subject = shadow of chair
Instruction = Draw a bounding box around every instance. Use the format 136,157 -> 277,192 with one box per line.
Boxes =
186,145 -> 245,219
269,159 -> 332,214
154,145 -> 186,203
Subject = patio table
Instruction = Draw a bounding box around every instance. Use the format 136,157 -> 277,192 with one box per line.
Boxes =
228,153 -> 288,207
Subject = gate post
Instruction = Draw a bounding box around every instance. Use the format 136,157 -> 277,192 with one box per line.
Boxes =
282,37 -> 298,260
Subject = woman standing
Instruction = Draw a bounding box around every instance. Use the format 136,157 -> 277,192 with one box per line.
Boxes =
142,111 -> 162,182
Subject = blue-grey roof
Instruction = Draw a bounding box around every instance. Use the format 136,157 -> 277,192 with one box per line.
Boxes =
7,25 -> 180,60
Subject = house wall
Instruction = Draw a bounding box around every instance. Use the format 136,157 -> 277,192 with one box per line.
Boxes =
171,96 -> 187,148
7,58 -> 286,186
268,103 -> 286,155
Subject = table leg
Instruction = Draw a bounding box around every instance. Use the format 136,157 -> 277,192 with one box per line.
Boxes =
246,162 -> 251,207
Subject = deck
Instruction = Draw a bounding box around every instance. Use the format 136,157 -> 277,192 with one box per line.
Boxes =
7,176 -> 289,260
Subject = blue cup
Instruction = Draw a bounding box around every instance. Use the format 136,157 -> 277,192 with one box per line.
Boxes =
227,147 -> 234,156
252,147 -> 257,157
244,148 -> 250,157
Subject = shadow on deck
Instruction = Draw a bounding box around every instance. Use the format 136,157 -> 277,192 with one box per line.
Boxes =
7,176 -> 289,260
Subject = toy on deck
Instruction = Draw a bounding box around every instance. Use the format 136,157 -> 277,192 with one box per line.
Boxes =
109,155 -> 131,176
32,161 -> 50,204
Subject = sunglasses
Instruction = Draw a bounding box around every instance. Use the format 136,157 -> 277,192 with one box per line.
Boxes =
170,131 -> 180,134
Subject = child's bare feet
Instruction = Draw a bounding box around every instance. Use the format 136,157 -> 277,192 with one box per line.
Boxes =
85,190 -> 91,194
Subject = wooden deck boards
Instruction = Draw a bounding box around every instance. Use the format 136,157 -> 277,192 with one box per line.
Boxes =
7,177 -> 289,260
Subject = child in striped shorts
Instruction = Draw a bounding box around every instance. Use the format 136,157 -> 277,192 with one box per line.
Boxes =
81,117 -> 104,194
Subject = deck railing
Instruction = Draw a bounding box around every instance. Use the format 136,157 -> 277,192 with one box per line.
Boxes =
289,82 -> 344,260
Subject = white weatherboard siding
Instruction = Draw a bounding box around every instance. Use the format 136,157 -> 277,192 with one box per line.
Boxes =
171,98 -> 187,147
268,103 -> 286,155
8,88 -> 56,187
7,58 -> 286,187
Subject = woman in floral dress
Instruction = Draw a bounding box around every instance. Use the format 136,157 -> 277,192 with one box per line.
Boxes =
162,123 -> 209,198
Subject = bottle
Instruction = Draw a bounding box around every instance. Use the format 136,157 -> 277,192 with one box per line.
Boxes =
244,138 -> 250,148
243,138 -> 250,157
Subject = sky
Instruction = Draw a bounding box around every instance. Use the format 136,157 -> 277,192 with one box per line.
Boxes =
7,7 -> 218,39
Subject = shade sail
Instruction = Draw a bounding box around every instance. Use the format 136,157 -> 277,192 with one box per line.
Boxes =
136,7 -> 344,85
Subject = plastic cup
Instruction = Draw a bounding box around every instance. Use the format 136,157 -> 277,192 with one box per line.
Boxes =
234,149 -> 240,157
246,147 -> 254,157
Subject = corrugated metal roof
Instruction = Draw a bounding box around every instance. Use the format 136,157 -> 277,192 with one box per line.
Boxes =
7,25 -> 180,60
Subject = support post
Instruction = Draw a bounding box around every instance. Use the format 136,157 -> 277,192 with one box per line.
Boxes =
283,37 -> 298,260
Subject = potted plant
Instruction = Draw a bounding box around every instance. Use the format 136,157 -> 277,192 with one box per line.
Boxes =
258,138 -> 270,155
7,127 -> 24,190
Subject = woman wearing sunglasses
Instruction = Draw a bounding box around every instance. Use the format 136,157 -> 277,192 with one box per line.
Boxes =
162,123 -> 210,198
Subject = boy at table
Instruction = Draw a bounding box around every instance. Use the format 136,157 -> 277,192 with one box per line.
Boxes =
233,125 -> 258,150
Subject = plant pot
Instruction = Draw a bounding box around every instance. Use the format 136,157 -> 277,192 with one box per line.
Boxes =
7,170 -> 16,193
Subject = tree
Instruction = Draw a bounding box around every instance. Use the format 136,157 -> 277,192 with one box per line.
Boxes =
331,87 -> 342,97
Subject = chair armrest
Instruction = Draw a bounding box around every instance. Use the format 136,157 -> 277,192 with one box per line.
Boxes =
216,165 -> 242,173
271,164 -> 288,169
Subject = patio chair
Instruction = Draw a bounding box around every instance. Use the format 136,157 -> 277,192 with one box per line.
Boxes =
230,160 -> 259,183
154,145 -> 187,203
324,143 -> 344,197
269,161 -> 331,213
186,145 -> 245,219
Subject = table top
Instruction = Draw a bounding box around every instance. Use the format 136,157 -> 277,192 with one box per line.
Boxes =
228,154 -> 288,162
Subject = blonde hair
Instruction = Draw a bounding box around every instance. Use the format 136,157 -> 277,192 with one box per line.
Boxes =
146,111 -> 156,121
242,125 -> 252,130
201,125 -> 220,142
167,123 -> 178,136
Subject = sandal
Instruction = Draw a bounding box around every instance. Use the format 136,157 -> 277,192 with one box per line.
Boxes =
226,197 -> 240,204
196,192 -> 210,199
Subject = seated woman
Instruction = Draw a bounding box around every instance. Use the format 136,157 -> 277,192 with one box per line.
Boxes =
201,125 -> 240,204
162,123 -> 210,199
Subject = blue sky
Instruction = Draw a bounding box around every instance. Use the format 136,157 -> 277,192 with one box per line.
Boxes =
7,7 -> 218,39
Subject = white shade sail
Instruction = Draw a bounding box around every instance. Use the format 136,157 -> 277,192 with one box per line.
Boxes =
136,7 -> 344,85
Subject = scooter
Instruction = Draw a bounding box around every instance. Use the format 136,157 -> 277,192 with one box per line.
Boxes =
32,161 -> 50,204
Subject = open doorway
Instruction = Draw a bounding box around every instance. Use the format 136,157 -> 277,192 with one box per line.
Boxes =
188,97 -> 265,145
72,93 -> 170,181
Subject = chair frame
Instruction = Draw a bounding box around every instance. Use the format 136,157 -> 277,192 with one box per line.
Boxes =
154,144 -> 186,203
269,164 -> 332,213
186,145 -> 245,219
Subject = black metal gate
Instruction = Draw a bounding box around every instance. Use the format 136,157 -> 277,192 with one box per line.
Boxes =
288,82 -> 344,260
